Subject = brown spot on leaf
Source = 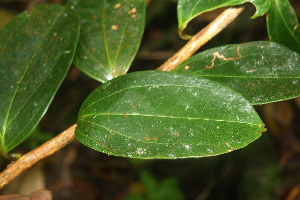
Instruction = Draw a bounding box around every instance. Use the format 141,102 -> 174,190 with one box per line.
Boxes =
294,24 -> 298,30
131,105 -> 136,109
225,143 -> 236,151
184,65 -> 190,70
131,14 -> 137,18
114,3 -> 121,9
128,8 -> 137,14
145,137 -> 151,141
111,24 -> 120,30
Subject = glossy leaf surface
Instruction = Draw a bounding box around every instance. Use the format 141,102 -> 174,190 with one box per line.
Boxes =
174,41 -> 300,105
267,0 -> 300,53
76,71 -> 265,159
67,0 -> 146,83
177,0 -> 271,37
0,5 -> 80,155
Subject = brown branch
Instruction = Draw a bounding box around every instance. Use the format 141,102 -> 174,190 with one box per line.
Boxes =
156,6 -> 245,71
0,124 -> 77,189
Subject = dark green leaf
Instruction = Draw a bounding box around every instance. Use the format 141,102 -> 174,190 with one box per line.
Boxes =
76,71 -> 265,159
174,41 -> 300,105
67,0 -> 146,83
177,0 -> 271,38
0,5 -> 80,156
267,0 -> 300,53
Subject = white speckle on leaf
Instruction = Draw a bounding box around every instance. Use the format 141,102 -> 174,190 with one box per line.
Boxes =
293,80 -> 298,84
105,74 -> 114,81
64,50 -> 70,54
185,104 -> 190,110
168,154 -> 175,158
127,153 -> 133,157
136,148 -> 146,155
189,129 -> 195,136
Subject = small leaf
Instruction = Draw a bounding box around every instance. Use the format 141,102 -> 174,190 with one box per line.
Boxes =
267,0 -> 300,53
174,41 -> 300,105
67,0 -> 146,83
76,71 -> 265,159
177,0 -> 271,38
0,5 -> 80,156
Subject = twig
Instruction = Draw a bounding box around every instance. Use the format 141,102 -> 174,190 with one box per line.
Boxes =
0,124 -> 77,189
156,6 -> 245,71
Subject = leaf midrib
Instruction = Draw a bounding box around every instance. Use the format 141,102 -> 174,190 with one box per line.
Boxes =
80,113 -> 261,126
102,0 -> 113,73
79,118 -> 261,146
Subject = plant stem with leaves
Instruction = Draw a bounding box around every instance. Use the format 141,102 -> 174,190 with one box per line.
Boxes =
0,6 -> 245,189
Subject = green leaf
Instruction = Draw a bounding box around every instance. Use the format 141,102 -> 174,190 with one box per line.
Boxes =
140,171 -> 184,200
67,0 -> 146,83
76,71 -> 265,159
267,0 -> 300,53
174,41 -> 300,105
0,5 -> 80,156
177,0 -> 271,38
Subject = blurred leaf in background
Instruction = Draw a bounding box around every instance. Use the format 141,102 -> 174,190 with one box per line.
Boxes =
125,170 -> 184,200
